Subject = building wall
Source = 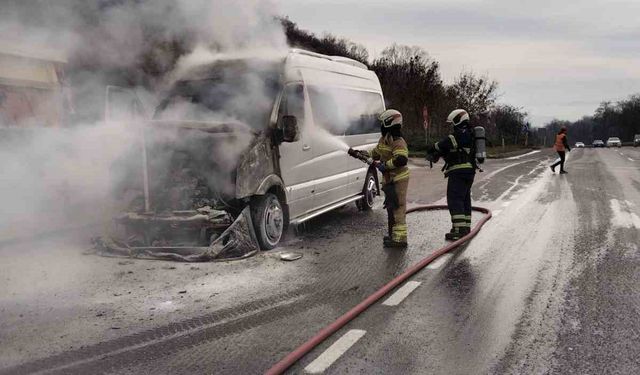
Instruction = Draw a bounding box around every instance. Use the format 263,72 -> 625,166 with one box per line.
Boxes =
0,52 -> 64,127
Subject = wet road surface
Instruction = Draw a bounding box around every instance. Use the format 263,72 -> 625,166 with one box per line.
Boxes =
1,148 -> 639,374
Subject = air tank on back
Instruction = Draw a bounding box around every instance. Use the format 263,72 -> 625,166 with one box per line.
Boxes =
474,126 -> 486,164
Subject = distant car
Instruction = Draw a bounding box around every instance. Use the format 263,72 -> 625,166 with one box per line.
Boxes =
575,142 -> 585,148
593,140 -> 605,148
607,137 -> 622,147
634,134 -> 640,147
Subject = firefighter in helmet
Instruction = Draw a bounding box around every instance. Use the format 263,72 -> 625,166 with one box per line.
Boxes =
426,109 -> 476,240
350,109 -> 410,248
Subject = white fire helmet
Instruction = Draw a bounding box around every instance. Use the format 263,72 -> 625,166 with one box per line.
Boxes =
379,109 -> 403,128
447,109 -> 470,127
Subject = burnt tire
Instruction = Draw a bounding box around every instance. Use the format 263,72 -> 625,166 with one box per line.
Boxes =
251,193 -> 285,250
356,171 -> 377,211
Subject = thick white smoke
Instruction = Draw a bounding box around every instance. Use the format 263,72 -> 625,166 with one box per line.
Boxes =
0,0 -> 288,242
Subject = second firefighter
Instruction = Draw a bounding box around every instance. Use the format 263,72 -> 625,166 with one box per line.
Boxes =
426,109 -> 477,241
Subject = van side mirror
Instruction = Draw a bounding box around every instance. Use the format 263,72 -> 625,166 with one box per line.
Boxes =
281,115 -> 300,142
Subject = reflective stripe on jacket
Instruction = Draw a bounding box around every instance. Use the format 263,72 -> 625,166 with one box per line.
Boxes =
370,134 -> 410,183
436,134 -> 474,176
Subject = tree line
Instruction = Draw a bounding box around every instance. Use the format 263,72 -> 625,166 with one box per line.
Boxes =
534,95 -> 640,146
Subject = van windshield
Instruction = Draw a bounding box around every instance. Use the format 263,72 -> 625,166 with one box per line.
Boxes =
154,60 -> 282,130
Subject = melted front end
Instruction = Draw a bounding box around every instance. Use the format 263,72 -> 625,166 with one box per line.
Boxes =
94,122 -> 260,261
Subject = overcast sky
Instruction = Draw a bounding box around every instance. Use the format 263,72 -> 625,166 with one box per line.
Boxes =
277,0 -> 640,126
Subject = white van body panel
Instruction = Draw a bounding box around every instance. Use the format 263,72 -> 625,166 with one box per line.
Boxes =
277,81 -> 318,216
277,50 -> 384,221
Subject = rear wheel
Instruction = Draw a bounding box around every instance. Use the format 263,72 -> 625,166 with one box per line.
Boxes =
356,171 -> 377,211
251,193 -> 285,250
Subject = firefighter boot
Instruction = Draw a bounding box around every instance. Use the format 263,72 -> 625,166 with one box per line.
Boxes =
445,228 -> 459,241
384,238 -> 408,248
445,227 -> 470,241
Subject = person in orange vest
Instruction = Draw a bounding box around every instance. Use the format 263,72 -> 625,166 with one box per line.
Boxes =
550,127 -> 571,174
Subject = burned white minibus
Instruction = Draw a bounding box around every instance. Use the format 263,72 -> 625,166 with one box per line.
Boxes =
101,49 -> 385,260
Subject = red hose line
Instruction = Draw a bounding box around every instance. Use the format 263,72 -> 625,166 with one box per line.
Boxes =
265,205 -> 492,375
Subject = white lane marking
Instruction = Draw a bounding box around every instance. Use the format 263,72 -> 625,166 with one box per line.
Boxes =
628,157 -> 635,162
492,209 -> 502,217
427,253 -> 454,270
382,281 -> 422,306
504,150 -> 541,160
501,201 -> 511,207
480,159 -> 535,182
304,330 -> 366,374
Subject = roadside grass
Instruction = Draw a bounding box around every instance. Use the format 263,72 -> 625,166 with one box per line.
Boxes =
409,145 -> 540,159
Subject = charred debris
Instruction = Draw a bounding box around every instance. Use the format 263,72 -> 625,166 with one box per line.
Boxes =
94,123 -> 264,262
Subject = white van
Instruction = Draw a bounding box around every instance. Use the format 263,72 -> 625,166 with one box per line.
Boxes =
113,49 -> 384,252
269,50 -> 384,243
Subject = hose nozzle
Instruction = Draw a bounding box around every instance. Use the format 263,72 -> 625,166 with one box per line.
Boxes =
347,148 -> 372,165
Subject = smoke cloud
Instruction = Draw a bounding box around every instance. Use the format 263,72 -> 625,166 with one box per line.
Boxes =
0,0 -> 288,242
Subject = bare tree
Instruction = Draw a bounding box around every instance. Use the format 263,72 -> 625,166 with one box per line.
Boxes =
371,44 -> 445,147
447,71 -> 499,116
491,104 -> 528,145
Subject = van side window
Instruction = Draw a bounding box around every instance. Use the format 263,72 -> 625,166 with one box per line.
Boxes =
306,86 -> 341,135
308,86 -> 384,135
346,91 -> 384,135
278,84 -> 305,126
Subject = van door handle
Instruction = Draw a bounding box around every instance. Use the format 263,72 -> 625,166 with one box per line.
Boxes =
302,144 -> 311,151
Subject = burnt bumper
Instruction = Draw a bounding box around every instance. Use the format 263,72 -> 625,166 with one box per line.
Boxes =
93,207 -> 260,262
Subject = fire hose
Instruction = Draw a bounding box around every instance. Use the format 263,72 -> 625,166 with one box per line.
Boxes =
265,204 -> 492,375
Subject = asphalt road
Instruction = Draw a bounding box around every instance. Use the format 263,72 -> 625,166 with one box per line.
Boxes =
1,147 -> 640,374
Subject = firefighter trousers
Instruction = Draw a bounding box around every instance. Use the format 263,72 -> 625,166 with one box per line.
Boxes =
386,178 -> 409,242
447,172 -> 475,233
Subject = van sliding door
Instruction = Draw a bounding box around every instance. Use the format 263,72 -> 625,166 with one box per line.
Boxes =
306,85 -> 352,208
342,90 -> 384,197
307,86 -> 384,207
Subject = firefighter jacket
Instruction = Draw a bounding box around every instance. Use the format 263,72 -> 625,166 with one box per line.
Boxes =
435,128 -> 475,177
368,134 -> 410,183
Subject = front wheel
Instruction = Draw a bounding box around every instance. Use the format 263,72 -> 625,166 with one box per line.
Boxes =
251,193 -> 285,250
356,171 -> 377,211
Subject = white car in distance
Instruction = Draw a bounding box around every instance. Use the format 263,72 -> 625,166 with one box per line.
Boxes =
606,137 -> 622,147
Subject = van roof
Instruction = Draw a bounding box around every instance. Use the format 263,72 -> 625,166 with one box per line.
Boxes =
173,49 -> 381,92
285,49 -> 380,91
289,49 -> 368,70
